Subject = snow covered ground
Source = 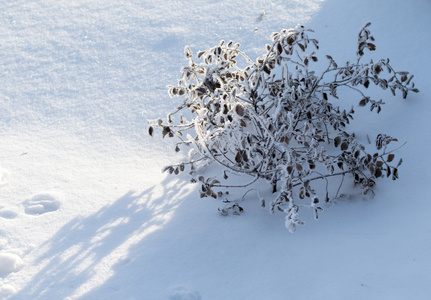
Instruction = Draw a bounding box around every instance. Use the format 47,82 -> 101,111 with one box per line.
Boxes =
0,0 -> 430,299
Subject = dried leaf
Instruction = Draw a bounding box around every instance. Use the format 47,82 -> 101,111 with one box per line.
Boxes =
367,43 -> 376,51
354,150 -> 360,159
235,104 -> 245,116
392,168 -> 399,180
277,43 -> 283,54
340,141 -> 348,151
298,43 -> 305,52
374,167 -> 382,178
287,166 -> 293,174
296,163 -> 303,171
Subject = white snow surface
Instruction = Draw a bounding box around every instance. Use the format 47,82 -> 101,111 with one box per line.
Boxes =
0,254 -> 23,274
0,0 -> 430,299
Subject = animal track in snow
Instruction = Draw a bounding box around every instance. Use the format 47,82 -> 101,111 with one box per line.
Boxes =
0,208 -> 18,219
24,193 -> 61,215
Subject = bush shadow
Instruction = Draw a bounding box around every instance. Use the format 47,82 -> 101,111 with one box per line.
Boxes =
10,175 -> 194,300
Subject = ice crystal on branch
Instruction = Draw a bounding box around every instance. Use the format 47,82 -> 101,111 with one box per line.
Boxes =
149,23 -> 418,232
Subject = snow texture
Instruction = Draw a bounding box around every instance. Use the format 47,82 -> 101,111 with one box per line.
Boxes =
0,254 -> 23,274
169,287 -> 201,300
0,285 -> 16,297
0,0 -> 430,299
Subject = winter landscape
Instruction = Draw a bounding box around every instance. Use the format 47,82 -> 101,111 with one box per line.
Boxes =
0,0 -> 430,299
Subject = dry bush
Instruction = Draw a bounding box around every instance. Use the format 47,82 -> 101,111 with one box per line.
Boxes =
149,23 -> 418,232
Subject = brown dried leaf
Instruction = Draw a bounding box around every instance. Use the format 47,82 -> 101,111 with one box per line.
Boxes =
277,43 -> 283,54
374,168 -> 382,178
367,43 -> 376,51
341,142 -> 348,151
359,98 -> 367,107
334,136 -> 341,148
298,43 -> 305,52
235,104 -> 245,116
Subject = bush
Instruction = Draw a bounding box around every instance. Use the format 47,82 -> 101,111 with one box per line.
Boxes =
149,23 -> 418,232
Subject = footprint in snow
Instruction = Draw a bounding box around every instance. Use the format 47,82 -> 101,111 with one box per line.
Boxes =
24,193 -> 61,215
0,209 -> 18,219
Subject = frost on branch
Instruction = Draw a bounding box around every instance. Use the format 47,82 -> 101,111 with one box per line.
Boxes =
149,23 -> 418,232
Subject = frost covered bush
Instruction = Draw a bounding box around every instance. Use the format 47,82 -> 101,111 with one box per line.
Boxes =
149,23 -> 418,232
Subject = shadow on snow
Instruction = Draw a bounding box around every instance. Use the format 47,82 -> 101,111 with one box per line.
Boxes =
11,175 -> 194,300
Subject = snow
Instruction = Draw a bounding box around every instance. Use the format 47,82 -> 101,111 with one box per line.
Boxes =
0,0 -> 430,299
23,193 -> 61,215
0,254 -> 23,275
0,284 -> 16,297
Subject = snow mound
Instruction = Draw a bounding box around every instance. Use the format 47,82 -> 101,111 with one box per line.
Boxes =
0,253 -> 24,274
0,284 -> 17,296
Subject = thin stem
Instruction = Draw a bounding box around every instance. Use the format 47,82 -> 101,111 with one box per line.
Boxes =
335,174 -> 345,199
213,176 -> 259,189
292,168 -> 357,188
